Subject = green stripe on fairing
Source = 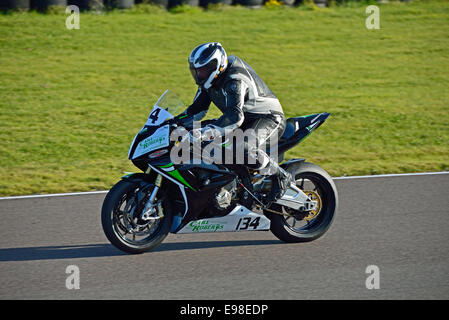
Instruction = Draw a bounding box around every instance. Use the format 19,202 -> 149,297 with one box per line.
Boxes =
156,163 -> 195,190
159,162 -> 174,168
166,169 -> 196,191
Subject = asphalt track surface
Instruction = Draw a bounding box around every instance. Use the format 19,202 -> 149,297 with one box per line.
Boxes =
1,173 -> 448,300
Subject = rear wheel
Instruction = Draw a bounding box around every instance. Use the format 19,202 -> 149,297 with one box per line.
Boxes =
265,162 -> 338,242
101,179 -> 172,254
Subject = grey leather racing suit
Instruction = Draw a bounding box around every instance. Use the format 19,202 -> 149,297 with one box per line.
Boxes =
185,55 -> 286,173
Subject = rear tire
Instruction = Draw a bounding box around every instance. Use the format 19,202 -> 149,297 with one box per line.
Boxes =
265,162 -> 338,243
101,179 -> 172,254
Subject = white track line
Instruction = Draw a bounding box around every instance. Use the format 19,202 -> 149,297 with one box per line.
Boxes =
0,190 -> 108,201
332,171 -> 449,180
0,171 -> 448,201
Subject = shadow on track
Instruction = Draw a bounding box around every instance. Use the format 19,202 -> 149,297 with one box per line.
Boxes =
0,239 -> 282,261
0,244 -> 125,262
155,239 -> 282,252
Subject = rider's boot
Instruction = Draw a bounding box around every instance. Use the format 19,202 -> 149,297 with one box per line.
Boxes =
261,157 -> 294,205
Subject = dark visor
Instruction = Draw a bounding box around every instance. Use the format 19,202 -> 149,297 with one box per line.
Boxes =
190,60 -> 217,85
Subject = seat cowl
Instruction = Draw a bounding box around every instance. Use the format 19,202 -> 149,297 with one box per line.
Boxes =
281,113 -> 330,140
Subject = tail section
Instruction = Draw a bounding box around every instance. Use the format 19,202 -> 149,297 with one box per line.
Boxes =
275,113 -> 330,161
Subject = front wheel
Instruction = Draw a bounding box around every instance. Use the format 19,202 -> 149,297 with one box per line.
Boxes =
101,179 -> 172,254
265,162 -> 338,243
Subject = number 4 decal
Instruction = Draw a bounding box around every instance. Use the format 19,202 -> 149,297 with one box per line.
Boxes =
149,108 -> 161,124
236,217 -> 260,230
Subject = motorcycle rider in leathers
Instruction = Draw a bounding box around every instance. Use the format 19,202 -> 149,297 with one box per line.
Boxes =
178,42 -> 294,204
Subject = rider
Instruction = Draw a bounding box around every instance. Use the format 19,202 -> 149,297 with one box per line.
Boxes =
178,42 -> 293,204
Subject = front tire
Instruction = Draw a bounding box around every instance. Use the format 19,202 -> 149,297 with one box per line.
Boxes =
265,162 -> 338,243
101,179 -> 172,254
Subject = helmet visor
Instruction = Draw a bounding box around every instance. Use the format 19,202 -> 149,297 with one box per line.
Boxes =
190,60 -> 218,85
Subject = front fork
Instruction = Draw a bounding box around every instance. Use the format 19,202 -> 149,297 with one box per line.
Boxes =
140,173 -> 164,221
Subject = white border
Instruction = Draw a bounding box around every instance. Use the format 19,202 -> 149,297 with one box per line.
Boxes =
0,171 -> 447,201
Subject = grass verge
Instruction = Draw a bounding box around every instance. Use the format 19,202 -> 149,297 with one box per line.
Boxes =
0,1 -> 448,196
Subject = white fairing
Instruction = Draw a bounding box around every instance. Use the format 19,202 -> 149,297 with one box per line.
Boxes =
131,124 -> 170,160
176,205 -> 270,234
145,106 -> 173,127
127,90 -> 184,160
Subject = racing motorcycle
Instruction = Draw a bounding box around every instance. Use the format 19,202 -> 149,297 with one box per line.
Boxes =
101,90 -> 338,254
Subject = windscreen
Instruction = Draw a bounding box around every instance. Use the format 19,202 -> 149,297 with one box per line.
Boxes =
154,90 -> 185,116
144,90 -> 185,126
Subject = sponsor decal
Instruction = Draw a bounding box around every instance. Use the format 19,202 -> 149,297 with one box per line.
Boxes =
139,135 -> 165,150
132,125 -> 169,159
188,220 -> 227,232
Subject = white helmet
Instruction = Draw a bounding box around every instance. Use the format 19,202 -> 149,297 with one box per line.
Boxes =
188,42 -> 228,89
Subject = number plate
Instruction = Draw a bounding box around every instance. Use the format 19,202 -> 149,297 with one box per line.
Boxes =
145,106 -> 173,126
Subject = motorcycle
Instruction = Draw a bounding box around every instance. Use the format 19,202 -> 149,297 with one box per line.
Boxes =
101,90 -> 338,254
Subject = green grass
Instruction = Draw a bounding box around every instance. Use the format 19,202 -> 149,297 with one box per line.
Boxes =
1,1 -> 448,196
